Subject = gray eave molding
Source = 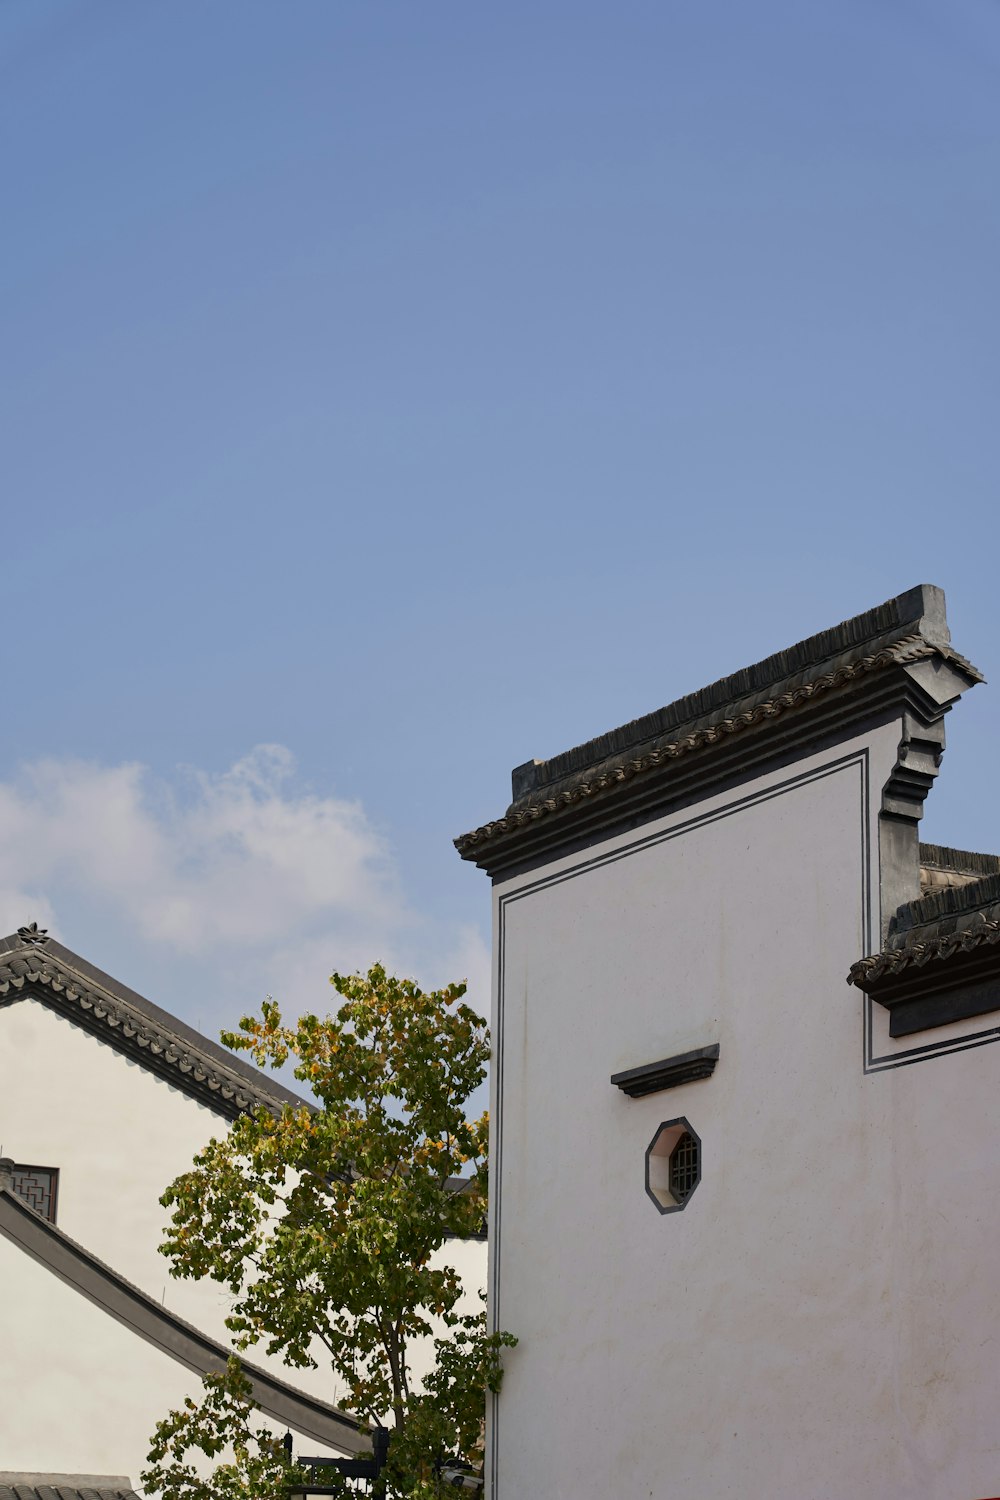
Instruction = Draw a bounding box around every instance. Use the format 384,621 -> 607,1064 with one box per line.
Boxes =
0,1167 -> 370,1457
0,931 -> 308,1122
0,932 -> 487,1244
455,584 -> 984,878
848,872 -> 1000,1038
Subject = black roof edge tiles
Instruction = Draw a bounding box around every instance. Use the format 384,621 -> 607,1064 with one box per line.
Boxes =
0,932 -> 309,1121
456,584 -> 984,864
918,843 -> 1000,879
0,1172 -> 370,1456
848,874 -> 1000,991
891,872 -> 1000,938
514,585 -> 958,800
0,933 -> 486,1240
0,1480 -> 138,1500
9,1490 -> 130,1500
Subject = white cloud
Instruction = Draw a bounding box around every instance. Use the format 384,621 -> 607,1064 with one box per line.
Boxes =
0,746 -> 403,957
0,743 -> 492,1086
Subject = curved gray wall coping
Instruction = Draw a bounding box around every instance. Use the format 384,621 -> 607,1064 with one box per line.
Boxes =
0,1178 -> 369,1457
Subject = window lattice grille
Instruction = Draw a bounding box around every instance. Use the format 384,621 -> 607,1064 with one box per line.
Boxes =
668,1132 -> 699,1205
11,1164 -> 58,1223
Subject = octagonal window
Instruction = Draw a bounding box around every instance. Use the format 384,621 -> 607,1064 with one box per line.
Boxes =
645,1117 -> 701,1214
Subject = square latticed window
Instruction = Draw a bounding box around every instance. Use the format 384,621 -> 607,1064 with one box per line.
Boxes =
668,1131 -> 699,1204
11,1164 -> 59,1223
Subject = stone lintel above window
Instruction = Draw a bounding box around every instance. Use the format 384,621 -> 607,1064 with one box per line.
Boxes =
611,1043 -> 719,1098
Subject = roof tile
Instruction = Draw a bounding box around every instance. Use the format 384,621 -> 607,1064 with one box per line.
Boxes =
849,870 -> 1000,988
456,585 -> 982,863
0,1485 -> 137,1500
0,936 -> 307,1122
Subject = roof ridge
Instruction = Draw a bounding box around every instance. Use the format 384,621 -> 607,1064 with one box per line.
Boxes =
849,873 -> 1000,991
918,843 -> 1000,877
457,638 -> 943,857
457,586 -> 984,866
891,872 -> 1000,937
0,1483 -> 138,1500
0,936 -> 308,1121
509,584 -> 973,805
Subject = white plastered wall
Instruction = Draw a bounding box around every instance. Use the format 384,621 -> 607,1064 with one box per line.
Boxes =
487,720 -> 1000,1500
0,1001 -> 308,1375
0,1000 -> 485,1456
0,1229 -> 309,1490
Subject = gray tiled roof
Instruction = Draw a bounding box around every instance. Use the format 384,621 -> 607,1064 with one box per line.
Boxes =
918,841 -> 1000,895
0,935 -> 486,1241
0,1477 -> 138,1500
456,584 -> 983,865
849,868 -> 1000,988
0,931 -> 309,1121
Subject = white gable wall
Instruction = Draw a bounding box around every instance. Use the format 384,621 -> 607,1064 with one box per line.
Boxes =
0,1228 -> 334,1490
487,719 -> 1000,1500
0,996 -> 263,1345
0,992 -> 486,1448
0,1227 -> 215,1483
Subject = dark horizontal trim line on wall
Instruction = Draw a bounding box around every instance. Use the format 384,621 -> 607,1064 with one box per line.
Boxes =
866,1024 -> 1000,1071
611,1044 -> 720,1098
498,751 -> 870,912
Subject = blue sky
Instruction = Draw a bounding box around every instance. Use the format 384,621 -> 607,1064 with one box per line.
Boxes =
2,1 -> 998,1048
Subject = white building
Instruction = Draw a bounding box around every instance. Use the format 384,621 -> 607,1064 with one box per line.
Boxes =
0,933 -> 484,1489
457,584 -> 1000,1500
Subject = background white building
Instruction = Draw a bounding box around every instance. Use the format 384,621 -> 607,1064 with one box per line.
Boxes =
458,584 -> 1000,1500
0,933 -> 485,1490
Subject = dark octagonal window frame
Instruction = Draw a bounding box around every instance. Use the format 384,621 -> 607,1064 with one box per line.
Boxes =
644,1116 -> 701,1215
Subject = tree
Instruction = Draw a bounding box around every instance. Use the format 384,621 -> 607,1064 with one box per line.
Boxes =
142,964 -> 515,1499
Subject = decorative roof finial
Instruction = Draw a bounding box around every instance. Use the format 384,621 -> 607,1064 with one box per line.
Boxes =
18,921 -> 50,946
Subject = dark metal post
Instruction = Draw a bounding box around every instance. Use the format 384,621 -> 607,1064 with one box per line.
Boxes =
290,1425 -> 390,1496
371,1426 -> 390,1499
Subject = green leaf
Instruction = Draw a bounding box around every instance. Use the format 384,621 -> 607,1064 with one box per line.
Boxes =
146,964 -> 515,1498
